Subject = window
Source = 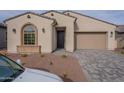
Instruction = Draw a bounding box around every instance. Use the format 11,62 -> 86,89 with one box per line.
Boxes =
22,24 -> 37,45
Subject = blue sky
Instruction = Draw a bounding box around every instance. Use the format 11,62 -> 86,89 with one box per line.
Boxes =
0,10 -> 124,25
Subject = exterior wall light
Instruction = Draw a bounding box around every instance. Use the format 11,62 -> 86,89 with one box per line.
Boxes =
27,15 -> 31,19
42,28 -> 45,33
110,31 -> 113,37
67,13 -> 70,16
12,29 -> 16,33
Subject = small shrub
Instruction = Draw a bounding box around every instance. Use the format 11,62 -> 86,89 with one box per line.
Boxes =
21,54 -> 28,57
61,54 -> 67,58
49,61 -> 53,65
63,72 -> 68,78
22,63 -> 26,66
40,54 -> 45,57
60,76 -> 73,82
121,51 -> 124,54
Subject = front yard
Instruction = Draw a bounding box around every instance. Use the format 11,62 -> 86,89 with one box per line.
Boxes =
2,49 -> 124,82
7,53 -> 86,82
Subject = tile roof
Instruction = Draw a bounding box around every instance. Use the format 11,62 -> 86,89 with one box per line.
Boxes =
0,23 -> 6,28
116,25 -> 124,32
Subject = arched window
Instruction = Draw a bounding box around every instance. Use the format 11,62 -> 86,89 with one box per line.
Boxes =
22,24 -> 37,45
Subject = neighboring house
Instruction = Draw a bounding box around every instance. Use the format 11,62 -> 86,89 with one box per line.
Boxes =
116,25 -> 124,49
0,23 -> 7,50
4,10 -> 117,53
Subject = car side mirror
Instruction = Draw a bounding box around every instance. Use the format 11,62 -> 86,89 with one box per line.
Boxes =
16,59 -> 22,65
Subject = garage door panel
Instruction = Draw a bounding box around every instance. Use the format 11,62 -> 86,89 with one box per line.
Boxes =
76,32 -> 106,49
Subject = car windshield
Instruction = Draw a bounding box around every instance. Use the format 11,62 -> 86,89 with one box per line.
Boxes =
0,55 -> 24,82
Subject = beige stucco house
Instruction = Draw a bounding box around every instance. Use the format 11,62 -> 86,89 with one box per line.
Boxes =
4,10 -> 117,53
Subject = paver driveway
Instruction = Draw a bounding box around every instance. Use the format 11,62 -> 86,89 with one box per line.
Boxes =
72,50 -> 124,82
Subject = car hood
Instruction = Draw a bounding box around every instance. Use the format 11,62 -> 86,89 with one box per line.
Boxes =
13,68 -> 63,82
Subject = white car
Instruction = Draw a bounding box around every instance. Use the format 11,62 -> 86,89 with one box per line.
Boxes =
0,54 -> 63,82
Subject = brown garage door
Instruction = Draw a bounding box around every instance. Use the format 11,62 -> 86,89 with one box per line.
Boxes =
75,32 -> 107,49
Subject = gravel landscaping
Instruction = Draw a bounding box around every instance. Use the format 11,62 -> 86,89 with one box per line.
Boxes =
7,53 -> 86,82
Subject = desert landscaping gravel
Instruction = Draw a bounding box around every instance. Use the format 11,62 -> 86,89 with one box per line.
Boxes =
7,53 -> 86,82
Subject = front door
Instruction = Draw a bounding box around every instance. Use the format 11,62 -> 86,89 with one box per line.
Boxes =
57,31 -> 65,48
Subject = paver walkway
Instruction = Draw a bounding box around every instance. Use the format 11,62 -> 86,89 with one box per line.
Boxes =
55,49 -> 124,82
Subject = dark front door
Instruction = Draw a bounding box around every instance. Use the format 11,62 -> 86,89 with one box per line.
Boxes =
57,31 -> 65,48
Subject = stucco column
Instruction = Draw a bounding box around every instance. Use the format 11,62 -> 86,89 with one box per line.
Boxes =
65,23 -> 75,52
107,30 -> 116,50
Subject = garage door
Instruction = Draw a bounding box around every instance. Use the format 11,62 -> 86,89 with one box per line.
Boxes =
75,32 -> 107,49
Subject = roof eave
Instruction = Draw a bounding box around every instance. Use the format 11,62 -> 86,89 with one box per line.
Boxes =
41,10 -> 77,20
4,12 -> 55,23
63,11 -> 117,27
